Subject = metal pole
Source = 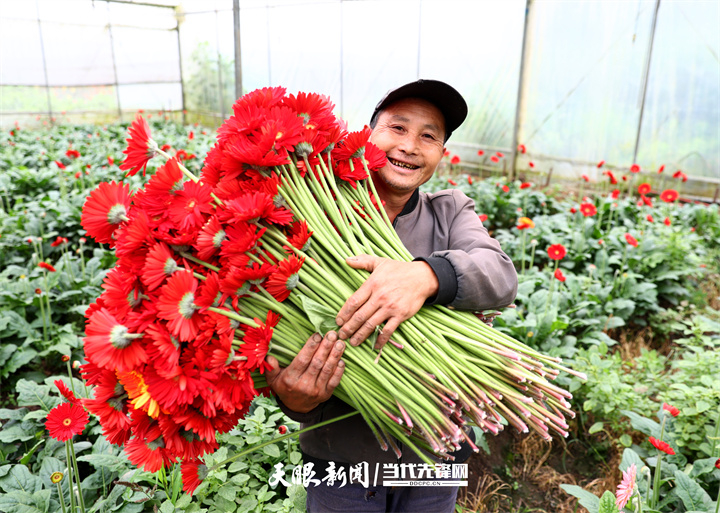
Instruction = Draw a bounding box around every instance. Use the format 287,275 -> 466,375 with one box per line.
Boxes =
416,0 -> 422,79
215,10 -> 226,120
106,1 -> 123,122
176,8 -> 186,124
632,0 -> 661,166
233,0 -> 243,99
35,0 -> 53,123
510,0 -> 533,182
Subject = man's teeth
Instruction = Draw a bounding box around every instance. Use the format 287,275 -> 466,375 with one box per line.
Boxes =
389,158 -> 419,169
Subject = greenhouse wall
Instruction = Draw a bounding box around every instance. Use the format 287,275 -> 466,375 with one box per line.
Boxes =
1,0 -> 717,196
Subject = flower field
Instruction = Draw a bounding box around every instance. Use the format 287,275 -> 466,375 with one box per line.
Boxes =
1,119 -> 719,512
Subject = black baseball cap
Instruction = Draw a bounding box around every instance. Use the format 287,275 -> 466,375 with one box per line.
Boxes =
370,79 -> 468,141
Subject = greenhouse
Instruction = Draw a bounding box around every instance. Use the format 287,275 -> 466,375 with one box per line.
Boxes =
1,1 -> 719,512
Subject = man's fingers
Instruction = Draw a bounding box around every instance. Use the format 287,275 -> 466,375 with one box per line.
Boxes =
324,360 -> 345,396
374,318 -> 401,350
264,355 -> 281,384
285,333 -> 322,378
345,254 -> 379,272
348,310 -> 387,347
317,339 -> 345,387
304,331 -> 338,378
336,283 -> 372,333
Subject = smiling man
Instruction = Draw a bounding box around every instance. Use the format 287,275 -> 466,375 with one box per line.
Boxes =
266,79 -> 518,512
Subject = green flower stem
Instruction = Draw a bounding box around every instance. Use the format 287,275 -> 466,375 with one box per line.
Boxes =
37,290 -> 48,343
711,407 -> 720,457
78,240 -> 86,282
179,252 -> 219,272
42,269 -> 53,327
65,360 -> 78,397
65,442 -> 77,513
545,260 -> 559,312
651,416 -> 668,508
68,441 -> 86,513
56,481 -> 68,513
206,307 -> 257,327
520,230 -> 527,274
209,410 -> 360,472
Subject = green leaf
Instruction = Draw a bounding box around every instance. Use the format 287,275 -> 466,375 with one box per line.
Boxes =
159,500 -> 175,513
0,464 -> 43,494
588,422 -> 604,434
237,496 -> 258,512
16,379 -> 57,411
218,485 -> 238,502
673,470 -> 713,512
620,410 -> 660,437
299,295 -> 339,334
619,434 -> 633,447
175,493 -> 193,508
598,490 -> 620,513
77,452 -> 130,472
695,400 -> 712,413
620,448 -> 644,472
0,424 -> 35,443
263,444 -> 281,459
560,484 -> 599,513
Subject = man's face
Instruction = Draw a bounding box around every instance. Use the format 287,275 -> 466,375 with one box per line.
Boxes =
369,98 -> 446,196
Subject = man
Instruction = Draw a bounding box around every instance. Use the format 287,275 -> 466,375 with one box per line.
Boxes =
266,79 -> 518,512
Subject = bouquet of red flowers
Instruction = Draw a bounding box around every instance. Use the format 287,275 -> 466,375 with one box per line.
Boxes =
80,87 -> 583,493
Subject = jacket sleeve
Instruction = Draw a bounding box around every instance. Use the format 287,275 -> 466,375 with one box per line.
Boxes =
421,190 -> 518,311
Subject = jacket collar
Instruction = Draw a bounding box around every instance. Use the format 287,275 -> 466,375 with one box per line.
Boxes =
392,188 -> 420,227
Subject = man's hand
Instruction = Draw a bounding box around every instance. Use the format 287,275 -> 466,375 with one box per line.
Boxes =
336,255 -> 439,349
265,331 -> 345,413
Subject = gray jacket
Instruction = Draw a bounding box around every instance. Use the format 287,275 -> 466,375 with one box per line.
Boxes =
280,188 -> 518,466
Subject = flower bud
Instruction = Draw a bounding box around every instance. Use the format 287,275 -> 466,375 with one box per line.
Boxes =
61,355 -> 70,362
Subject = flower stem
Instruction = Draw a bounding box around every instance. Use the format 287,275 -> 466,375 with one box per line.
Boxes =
64,442 -> 77,513
68,441 -> 86,513
57,481 -> 68,513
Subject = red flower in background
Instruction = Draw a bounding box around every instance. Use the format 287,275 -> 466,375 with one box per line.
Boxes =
450,155 -> 460,165
502,185 -> 510,193
477,150 -> 484,156
51,236 -> 68,247
660,189 -> 679,203
662,403 -> 679,417
664,217 -> 671,226
646,214 -> 654,223
479,214 -> 488,223
528,162 -> 535,168
188,131 -> 194,140
517,144 -> 526,154
490,155 -> 499,163
630,164 -> 640,173
46,402 -> 89,441
641,195 -> 653,207
516,217 -> 535,230
181,461 -> 209,494
496,152 -> 504,158
66,149 -> 81,159
467,176 -> 473,185
554,268 -> 566,282
649,436 -> 675,455
579,203 -> 597,217
54,379 -> 80,405
637,183 -> 651,195
581,174 -> 590,182
81,181 -> 131,245
715,458 -> 720,470
657,165 -> 665,174
38,262 -> 56,272
625,233 -> 638,247
448,179 -> 458,186
611,189 -> 620,199
596,160 -> 605,168
520,182 -> 531,189
55,160 -> 66,170
547,244 -> 567,261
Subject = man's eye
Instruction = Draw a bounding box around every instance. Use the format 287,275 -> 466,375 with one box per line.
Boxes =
391,125 -> 404,131
423,133 -> 436,140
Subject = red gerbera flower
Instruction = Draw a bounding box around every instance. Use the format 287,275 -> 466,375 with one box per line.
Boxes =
490,155 -> 499,163
46,402 -> 89,442
625,233 -> 638,247
450,155 -> 461,165
479,214 -> 488,222
239,311 -> 280,373
662,402 -> 679,417
630,164 -> 640,173
55,379 -> 80,405
168,180 -> 214,231
660,189 -> 678,203
222,191 -> 294,226
84,307 -> 147,372
284,220 -> 313,252
641,195 -> 653,207
637,183 -> 651,195
181,460 -> 209,494
195,216 -> 226,261
664,217 -> 671,226
496,152 -> 504,158
517,144 -> 526,154
81,181 -> 131,245
120,115 -> 156,177
657,165 -> 665,174
547,244 -> 566,261
467,176 -> 473,185
50,236 -> 68,247
516,217 -> 534,230
597,160 -> 605,168
606,171 -> 618,185
502,185 -> 510,193
477,150 -> 484,156
142,242 -> 180,291
264,255 -> 304,302
647,214 -> 654,223
66,149 -> 81,159
55,160 -> 66,170
332,126 -> 373,161
715,458 -> 720,470
448,179 -> 458,186
125,424 -> 174,472
649,436 -> 675,455
38,261 -> 56,272
157,271 -> 202,342
581,174 -> 590,182
611,189 -> 620,199
520,182 -> 531,189
528,161 -> 535,168
579,202 -> 597,217
554,268 -> 566,282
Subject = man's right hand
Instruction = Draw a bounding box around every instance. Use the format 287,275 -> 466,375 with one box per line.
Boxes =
265,331 -> 346,413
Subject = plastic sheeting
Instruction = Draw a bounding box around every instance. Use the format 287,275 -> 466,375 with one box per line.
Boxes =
1,0 -> 717,181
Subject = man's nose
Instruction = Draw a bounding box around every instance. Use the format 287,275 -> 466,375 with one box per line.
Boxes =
396,133 -> 419,155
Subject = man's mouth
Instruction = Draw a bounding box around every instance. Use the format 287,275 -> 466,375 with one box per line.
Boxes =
387,157 -> 420,170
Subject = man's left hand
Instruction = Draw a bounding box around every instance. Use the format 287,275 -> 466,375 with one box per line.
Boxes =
335,255 -> 439,349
